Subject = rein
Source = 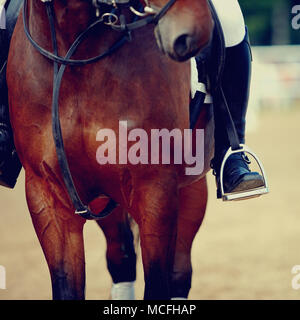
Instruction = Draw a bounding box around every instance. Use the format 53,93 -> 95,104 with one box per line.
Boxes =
23,0 -> 177,220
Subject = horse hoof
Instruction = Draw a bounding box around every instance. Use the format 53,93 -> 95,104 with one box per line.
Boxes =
111,281 -> 135,300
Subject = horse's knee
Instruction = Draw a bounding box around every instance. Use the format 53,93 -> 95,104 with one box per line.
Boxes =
51,268 -> 84,300
106,234 -> 136,284
140,226 -> 177,299
134,175 -> 179,299
170,269 -> 192,299
143,259 -> 174,300
170,179 -> 208,299
98,212 -> 137,299
98,212 -> 137,284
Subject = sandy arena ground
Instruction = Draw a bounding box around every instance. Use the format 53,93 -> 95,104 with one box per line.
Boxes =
0,107 -> 299,300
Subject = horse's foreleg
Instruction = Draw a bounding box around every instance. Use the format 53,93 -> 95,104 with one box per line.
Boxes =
25,169 -> 86,300
96,207 -> 137,300
171,177 -> 208,299
135,178 -> 178,300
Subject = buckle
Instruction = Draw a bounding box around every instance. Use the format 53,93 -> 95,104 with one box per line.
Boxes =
75,208 -> 89,215
219,144 -> 269,201
93,0 -> 131,6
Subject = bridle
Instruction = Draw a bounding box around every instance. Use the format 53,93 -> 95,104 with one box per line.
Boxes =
24,0 -> 177,66
23,0 -> 177,220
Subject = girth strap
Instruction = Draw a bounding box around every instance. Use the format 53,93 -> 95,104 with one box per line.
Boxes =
48,1 -> 122,219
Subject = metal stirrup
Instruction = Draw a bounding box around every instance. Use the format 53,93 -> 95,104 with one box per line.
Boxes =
219,145 -> 269,201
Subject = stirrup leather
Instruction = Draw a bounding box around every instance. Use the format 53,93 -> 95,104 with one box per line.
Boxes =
219,144 -> 269,201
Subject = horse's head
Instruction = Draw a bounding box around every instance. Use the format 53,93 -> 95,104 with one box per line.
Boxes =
150,0 -> 214,61
90,0 -> 213,61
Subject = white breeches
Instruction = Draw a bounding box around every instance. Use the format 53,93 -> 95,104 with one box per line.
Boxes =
210,0 -> 246,47
0,3 -> 5,30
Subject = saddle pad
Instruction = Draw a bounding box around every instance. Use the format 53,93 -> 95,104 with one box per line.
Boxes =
190,57 -> 212,104
0,1 -> 6,29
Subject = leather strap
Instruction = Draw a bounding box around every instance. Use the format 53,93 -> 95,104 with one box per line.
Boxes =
24,0 -> 120,219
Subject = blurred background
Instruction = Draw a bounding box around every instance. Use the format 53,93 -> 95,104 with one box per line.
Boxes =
0,0 -> 300,300
241,0 -> 300,113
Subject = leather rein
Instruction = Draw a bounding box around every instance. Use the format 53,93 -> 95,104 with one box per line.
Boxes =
23,0 -> 177,220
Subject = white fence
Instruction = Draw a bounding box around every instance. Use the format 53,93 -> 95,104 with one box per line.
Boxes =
0,265 -> 5,289
250,45 -> 300,111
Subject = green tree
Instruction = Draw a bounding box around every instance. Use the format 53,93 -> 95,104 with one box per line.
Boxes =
239,0 -> 300,45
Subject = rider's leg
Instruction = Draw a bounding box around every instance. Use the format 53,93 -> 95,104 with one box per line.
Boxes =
210,0 -> 264,197
0,2 -> 22,188
0,3 -> 7,66
0,5 -> 11,164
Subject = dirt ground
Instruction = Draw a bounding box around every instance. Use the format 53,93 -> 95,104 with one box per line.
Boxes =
0,107 -> 299,300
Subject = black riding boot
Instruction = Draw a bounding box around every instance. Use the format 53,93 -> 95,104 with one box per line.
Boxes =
211,29 -> 264,198
0,28 -> 22,188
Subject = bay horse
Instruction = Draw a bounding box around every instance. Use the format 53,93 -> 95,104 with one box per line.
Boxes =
7,0 -> 214,299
